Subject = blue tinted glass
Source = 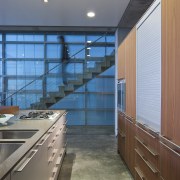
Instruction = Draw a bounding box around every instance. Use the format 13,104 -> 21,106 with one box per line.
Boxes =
46,35 -> 60,42
106,35 -> 115,42
17,79 -> 26,89
106,47 -> 115,55
89,47 -> 105,57
34,35 -> 44,42
65,35 -> 85,43
6,61 -> 16,75
0,78 -> 2,92
25,79 -> 42,90
7,79 -> 17,90
0,61 -> 2,75
34,61 -> 44,75
6,34 -> 17,41
17,61 -> 25,75
66,63 -> 83,74
0,44 -> 2,58
87,35 -> 105,43
101,65 -> 115,76
86,77 -> 115,92
24,35 -> 34,41
46,77 -> 62,92
69,45 -> 85,58
6,44 -> 16,58
24,61 -> 44,75
25,44 -> 34,58
0,34 -> 2,41
47,44 -> 61,58
17,35 -> 24,41
35,44 -> 44,58
86,94 -> 114,108
48,63 -> 61,73
17,44 -> 25,58
86,111 -> 114,125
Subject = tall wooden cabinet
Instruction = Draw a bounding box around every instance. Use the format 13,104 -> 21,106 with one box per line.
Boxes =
118,42 -> 125,79
161,0 -> 180,146
125,28 -> 136,120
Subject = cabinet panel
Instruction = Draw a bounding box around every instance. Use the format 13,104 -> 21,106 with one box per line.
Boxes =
160,141 -> 180,180
118,111 -> 125,133
125,117 -> 135,176
118,132 -> 125,160
118,42 -> 125,79
161,0 -> 180,146
125,28 -> 136,119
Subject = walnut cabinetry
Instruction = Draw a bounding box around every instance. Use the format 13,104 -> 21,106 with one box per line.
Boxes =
135,124 -> 160,180
125,28 -> 136,120
118,42 -> 125,79
161,0 -> 180,146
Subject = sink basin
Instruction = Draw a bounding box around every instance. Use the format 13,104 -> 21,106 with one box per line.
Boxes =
0,142 -> 24,164
0,130 -> 38,139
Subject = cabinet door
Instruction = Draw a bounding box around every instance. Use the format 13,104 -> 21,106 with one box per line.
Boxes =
125,28 -> 136,119
118,42 -> 125,79
161,0 -> 180,146
11,135 -> 49,180
2,174 -> 10,180
125,117 -> 135,176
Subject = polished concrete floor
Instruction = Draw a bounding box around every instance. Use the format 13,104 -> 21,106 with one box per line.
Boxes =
58,126 -> 133,180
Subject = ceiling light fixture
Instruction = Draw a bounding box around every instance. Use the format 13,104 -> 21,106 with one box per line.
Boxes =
44,0 -> 48,3
87,11 -> 95,18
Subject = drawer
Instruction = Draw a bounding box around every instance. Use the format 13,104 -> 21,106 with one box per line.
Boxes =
135,167 -> 145,180
136,124 -> 159,155
118,132 -> 125,160
135,136 -> 160,171
160,141 -> 180,180
135,148 -> 160,180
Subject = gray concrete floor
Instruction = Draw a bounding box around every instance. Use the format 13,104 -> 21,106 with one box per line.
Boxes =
58,126 -> 133,180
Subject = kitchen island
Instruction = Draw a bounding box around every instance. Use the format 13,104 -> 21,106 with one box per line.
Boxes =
0,110 -> 67,180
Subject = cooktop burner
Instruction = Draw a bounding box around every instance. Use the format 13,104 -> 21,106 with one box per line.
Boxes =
19,111 -> 55,120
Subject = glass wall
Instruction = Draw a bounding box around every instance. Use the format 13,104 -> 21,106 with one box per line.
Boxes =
0,32 -> 115,125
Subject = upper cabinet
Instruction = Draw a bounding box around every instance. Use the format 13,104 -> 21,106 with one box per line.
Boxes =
125,28 -> 136,119
161,0 -> 180,146
118,42 -> 125,79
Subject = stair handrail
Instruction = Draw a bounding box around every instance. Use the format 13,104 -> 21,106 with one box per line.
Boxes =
0,33 -> 110,105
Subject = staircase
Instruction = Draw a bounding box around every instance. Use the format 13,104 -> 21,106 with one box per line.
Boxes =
31,55 -> 114,109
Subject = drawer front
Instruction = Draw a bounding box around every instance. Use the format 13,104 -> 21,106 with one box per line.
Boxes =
136,124 -> 159,154
135,136 -> 160,170
160,142 -> 180,180
118,132 -> 125,160
118,112 -> 125,133
135,167 -> 145,180
135,148 -> 160,180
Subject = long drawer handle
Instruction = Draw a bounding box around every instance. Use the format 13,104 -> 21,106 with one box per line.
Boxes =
125,115 -> 134,123
135,136 -> 158,157
136,125 -> 156,139
135,167 -> 145,180
160,142 -> 180,157
16,150 -> 38,172
37,133 -> 51,146
135,148 -> 158,174
56,128 -> 63,137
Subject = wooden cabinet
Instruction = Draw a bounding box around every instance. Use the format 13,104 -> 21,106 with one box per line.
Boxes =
125,117 -> 135,176
11,114 -> 67,180
160,140 -> 180,180
118,42 -> 125,79
125,28 -> 136,119
117,111 -> 125,160
135,124 -> 160,180
161,0 -> 180,146
2,174 -> 10,180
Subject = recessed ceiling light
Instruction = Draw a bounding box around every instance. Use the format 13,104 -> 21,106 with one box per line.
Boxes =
44,0 -> 48,3
87,12 -> 95,18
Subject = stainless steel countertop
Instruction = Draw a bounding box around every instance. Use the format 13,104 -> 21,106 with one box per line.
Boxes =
0,110 -> 66,179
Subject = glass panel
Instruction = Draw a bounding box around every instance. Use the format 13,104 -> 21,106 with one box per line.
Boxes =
86,111 -> 114,125
35,44 -> 44,58
48,63 -> 61,74
47,44 -> 61,58
86,94 -> 114,108
6,61 -> 16,75
25,79 -> 42,90
66,111 -> 85,125
0,34 -> 2,41
65,35 -> 85,43
24,61 -> 44,75
6,34 -> 17,41
68,45 -> 85,58
17,61 -> 25,75
106,35 -> 115,42
0,44 -> 2,58
89,47 -> 105,57
46,77 -> 62,92
0,61 -> 2,75
101,66 -> 115,76
0,78 -> 2,92
6,44 -> 16,58
106,47 -> 115,55
25,44 -> 34,58
7,79 -> 17,91
46,35 -> 60,42
86,78 -> 115,93
87,35 -> 105,43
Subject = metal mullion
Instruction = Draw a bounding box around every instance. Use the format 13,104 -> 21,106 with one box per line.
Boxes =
2,33 -> 6,105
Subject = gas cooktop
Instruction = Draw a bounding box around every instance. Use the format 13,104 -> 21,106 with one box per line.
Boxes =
19,111 -> 58,120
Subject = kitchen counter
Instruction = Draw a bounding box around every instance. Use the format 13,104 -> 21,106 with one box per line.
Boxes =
0,110 -> 66,180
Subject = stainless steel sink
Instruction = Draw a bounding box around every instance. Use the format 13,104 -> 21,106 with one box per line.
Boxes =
0,142 -> 24,164
0,130 -> 38,139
